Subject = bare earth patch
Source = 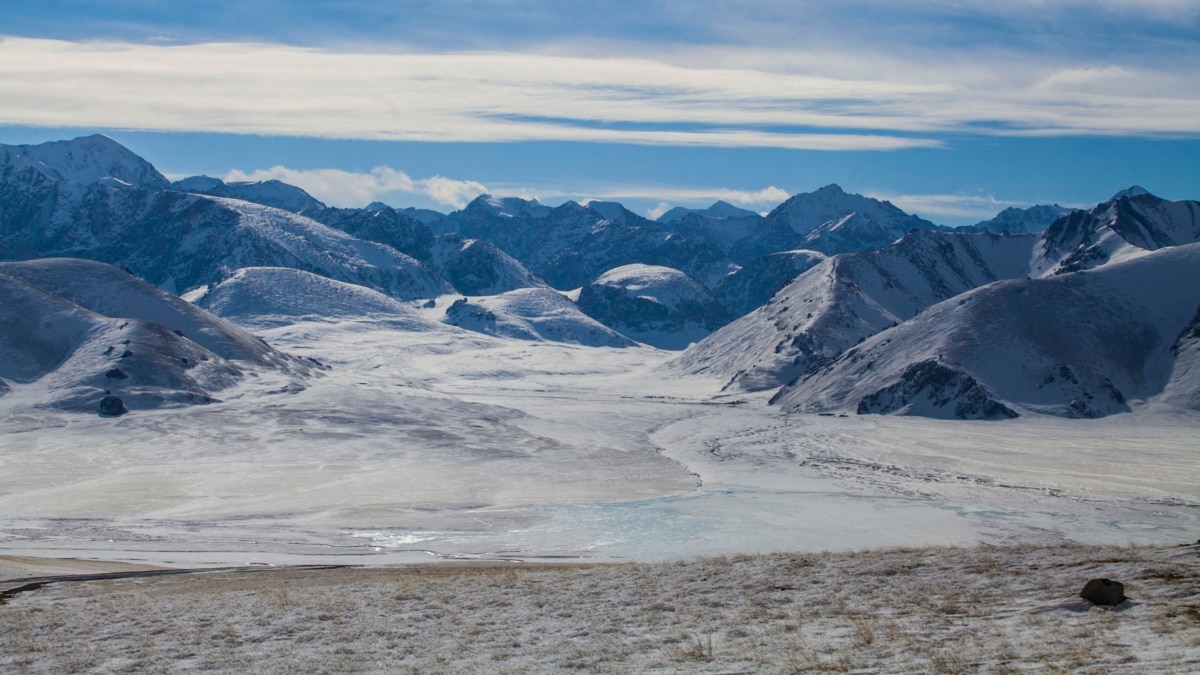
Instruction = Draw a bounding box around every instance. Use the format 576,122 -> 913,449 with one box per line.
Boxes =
2,543 -> 1197,673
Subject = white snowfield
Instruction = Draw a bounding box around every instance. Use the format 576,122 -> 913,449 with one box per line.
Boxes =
0,302 -> 1195,567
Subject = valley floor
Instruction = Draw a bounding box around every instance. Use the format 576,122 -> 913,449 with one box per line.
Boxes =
0,319 -> 1197,566
2,543 -> 1198,672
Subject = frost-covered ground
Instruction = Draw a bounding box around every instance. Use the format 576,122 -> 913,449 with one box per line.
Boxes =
0,313 -> 1197,566
2,543 -> 1197,672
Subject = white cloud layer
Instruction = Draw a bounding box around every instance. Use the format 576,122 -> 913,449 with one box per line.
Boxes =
2,37 -> 1196,149
225,165 -> 488,209
866,191 -> 1031,221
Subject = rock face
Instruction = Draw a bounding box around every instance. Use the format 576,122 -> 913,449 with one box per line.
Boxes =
1080,578 -> 1126,606
577,265 -> 732,350
853,360 -> 1018,420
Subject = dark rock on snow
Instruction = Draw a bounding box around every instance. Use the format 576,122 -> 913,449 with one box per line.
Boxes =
1080,578 -> 1126,606
99,395 -> 127,416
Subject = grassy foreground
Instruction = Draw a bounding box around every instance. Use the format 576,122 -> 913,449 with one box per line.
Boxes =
2,543 -> 1197,673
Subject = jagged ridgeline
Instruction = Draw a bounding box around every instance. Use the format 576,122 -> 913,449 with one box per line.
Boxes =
2,135 -> 1198,419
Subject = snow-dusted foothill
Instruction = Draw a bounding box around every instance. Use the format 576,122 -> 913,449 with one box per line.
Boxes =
576,264 -> 732,350
773,243 -> 1200,419
189,267 -> 437,331
441,288 -> 636,347
0,260 -> 309,414
669,230 -> 1037,391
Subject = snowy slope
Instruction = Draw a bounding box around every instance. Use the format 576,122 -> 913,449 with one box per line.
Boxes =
576,264 -> 731,350
773,243 -> 1200,419
190,267 -> 437,331
668,230 -> 1038,390
0,134 -> 169,191
1033,189 -> 1200,276
441,288 -> 636,347
0,266 -> 299,414
972,204 -> 1078,235
0,258 -> 300,371
1159,305 -> 1200,411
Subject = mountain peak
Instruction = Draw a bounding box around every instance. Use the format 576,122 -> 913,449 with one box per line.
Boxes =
2,134 -> 170,190
1111,185 -> 1152,201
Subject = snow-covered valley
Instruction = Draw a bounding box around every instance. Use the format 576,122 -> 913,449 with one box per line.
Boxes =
1,310 -> 1195,568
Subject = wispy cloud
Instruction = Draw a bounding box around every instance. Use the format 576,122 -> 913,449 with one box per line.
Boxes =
2,36 -> 1195,149
866,191 -> 1029,221
225,165 -> 487,209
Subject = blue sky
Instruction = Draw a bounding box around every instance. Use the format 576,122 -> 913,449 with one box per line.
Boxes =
1,1 -> 1197,225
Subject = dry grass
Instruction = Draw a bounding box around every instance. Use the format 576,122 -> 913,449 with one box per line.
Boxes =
1,543 -> 1197,672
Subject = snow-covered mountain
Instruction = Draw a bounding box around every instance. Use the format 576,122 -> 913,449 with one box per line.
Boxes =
434,196 -> 735,291
972,204 -> 1078,235
0,259 -> 309,414
0,138 -> 450,301
442,288 -> 636,347
427,235 -> 547,296
657,200 -> 759,224
750,184 -> 940,257
667,230 -> 1038,390
713,250 -> 827,316
771,243 -> 1200,419
0,134 -> 169,191
1033,189 -> 1200,276
576,265 -> 732,350
189,267 -> 436,330
173,176 -> 327,213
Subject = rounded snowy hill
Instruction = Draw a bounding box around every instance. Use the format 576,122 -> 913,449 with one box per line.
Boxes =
189,267 -> 438,330
773,243 -> 1200,419
0,258 -> 300,371
576,264 -> 731,350
0,260 -> 309,414
441,288 -> 635,348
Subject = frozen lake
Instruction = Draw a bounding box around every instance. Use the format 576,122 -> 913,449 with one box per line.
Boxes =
1,320 -> 1196,567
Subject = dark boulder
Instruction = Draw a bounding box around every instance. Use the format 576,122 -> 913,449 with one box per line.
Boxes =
105,367 -> 128,379
99,395 -> 128,416
1080,578 -> 1126,606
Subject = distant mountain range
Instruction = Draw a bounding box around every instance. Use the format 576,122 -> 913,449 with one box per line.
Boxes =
3,135 -> 1198,419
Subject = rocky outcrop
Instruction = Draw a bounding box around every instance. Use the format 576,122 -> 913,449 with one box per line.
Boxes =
855,360 -> 1018,420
